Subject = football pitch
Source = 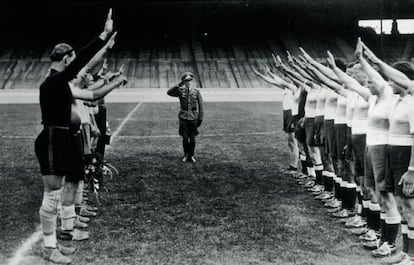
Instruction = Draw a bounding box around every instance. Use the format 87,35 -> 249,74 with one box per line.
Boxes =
0,102 -> 381,265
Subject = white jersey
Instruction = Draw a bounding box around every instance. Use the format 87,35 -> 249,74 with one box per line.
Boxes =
335,94 -> 347,124
316,87 -> 327,117
366,94 -> 399,146
283,88 -> 294,111
324,89 -> 338,120
305,88 -> 318,118
346,92 -> 358,127
351,95 -> 369,135
292,87 -> 301,116
388,95 -> 414,146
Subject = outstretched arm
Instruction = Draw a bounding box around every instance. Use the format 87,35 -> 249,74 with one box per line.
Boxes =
300,47 -> 340,82
252,66 -> 281,87
72,75 -> 127,101
305,59 -> 347,97
285,51 -> 315,81
354,39 -> 388,92
85,64 -> 124,91
274,55 -> 307,83
361,39 -> 412,89
78,32 -> 117,78
327,51 -> 370,101
60,9 -> 114,82
264,65 -> 297,92
253,65 -> 297,92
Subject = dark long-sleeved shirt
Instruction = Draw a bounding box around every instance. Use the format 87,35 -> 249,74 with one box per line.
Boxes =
167,84 -> 204,121
39,38 -> 106,127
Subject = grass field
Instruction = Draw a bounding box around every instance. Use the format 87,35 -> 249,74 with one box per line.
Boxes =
0,102 -> 382,265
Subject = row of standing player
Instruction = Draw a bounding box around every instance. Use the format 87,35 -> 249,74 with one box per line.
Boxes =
34,9 -> 127,264
254,38 -> 414,264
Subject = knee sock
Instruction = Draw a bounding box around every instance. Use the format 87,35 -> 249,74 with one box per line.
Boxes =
385,215 -> 401,245
308,166 -> 316,178
325,172 -> 334,192
369,202 -> 381,231
322,171 -> 328,190
366,209 -> 373,229
407,227 -> 414,258
361,200 -> 370,220
300,154 -> 308,175
39,189 -> 62,248
61,205 -> 76,231
356,188 -> 363,215
340,181 -> 347,206
347,183 -> 357,212
75,181 -> 84,207
402,222 -> 409,253
315,165 -> 323,185
334,176 -> 341,200
380,212 -> 387,242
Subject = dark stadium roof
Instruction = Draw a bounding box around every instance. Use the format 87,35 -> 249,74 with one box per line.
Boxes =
2,0 -> 414,19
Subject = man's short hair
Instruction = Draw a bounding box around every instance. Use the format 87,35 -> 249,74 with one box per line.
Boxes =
392,61 -> 414,80
50,43 -> 74,62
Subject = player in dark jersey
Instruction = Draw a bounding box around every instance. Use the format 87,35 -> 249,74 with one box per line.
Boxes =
58,34 -> 127,243
34,9 -> 124,264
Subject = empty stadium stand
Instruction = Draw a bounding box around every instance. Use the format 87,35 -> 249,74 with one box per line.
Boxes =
1,33 -> 414,89
1,1 -> 414,89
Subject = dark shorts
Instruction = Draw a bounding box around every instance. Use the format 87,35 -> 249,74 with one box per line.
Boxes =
388,146 -> 411,197
66,132 -> 85,183
34,127 -> 70,176
351,134 -> 366,177
292,115 -> 298,128
95,105 -> 107,156
324,119 -> 336,157
314,116 -> 325,146
179,119 -> 199,138
334,124 -> 348,159
304,117 -> 316,147
345,127 -> 353,160
283,110 -> 295,133
294,117 -> 306,144
364,145 -> 389,192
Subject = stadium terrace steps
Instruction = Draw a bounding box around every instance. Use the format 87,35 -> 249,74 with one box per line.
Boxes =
0,35 -> 413,89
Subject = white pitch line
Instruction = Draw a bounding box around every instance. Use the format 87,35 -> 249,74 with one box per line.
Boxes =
0,136 -> 35,139
3,103 -> 144,264
0,130 -> 277,141
3,104 -> 144,265
6,226 -> 42,265
115,131 -> 277,139
111,102 -> 143,140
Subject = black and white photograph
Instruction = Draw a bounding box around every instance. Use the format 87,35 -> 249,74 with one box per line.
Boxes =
2,0 -> 414,264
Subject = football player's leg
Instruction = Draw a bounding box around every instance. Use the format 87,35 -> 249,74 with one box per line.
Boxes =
287,132 -> 299,172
